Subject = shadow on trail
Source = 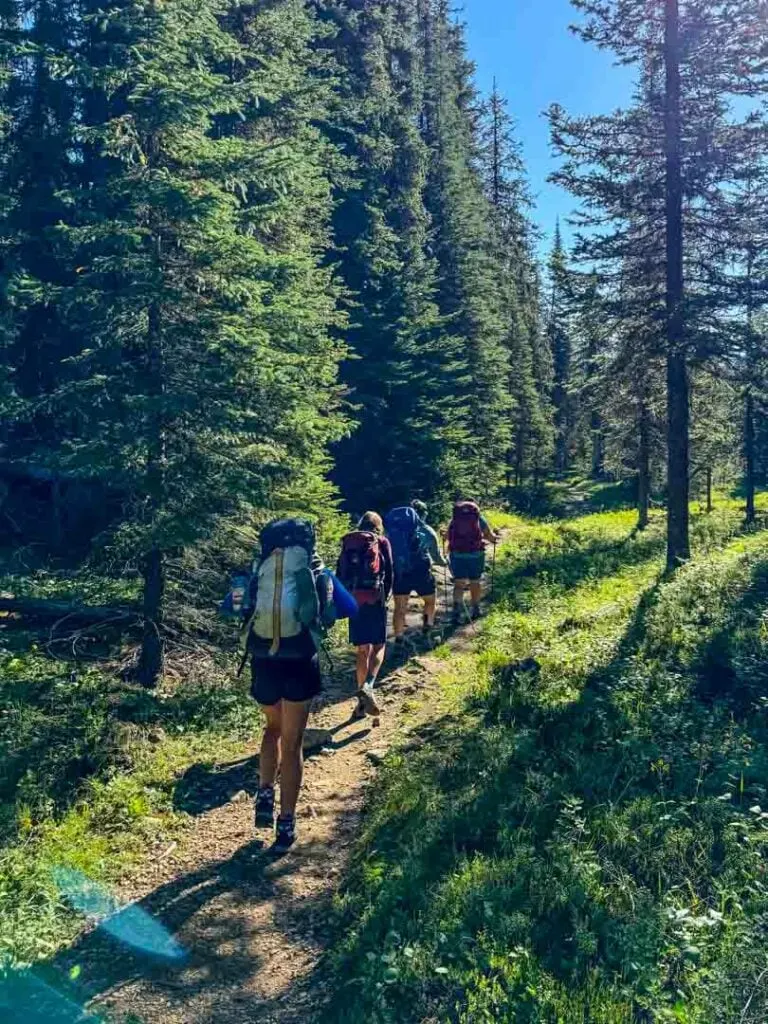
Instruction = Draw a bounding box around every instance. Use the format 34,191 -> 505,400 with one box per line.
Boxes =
15,833 -> 334,1024
174,719 -> 372,817
311,542 -> 768,1023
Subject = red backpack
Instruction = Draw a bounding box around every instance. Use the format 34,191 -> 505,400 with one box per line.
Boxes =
337,531 -> 385,605
448,502 -> 484,554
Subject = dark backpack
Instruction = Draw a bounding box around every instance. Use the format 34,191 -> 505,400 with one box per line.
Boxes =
384,506 -> 426,577
260,518 -> 316,559
448,501 -> 484,554
337,531 -> 385,606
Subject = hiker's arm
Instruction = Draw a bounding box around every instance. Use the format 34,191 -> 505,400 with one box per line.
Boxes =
427,524 -> 448,567
382,537 -> 394,598
480,516 -> 499,544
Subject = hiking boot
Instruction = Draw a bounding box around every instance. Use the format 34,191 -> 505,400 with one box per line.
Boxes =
352,694 -> 367,720
271,814 -> 297,855
254,786 -> 275,829
470,605 -> 482,621
360,684 -> 381,717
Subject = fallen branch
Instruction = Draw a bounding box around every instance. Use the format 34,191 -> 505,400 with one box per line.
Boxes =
0,596 -> 137,627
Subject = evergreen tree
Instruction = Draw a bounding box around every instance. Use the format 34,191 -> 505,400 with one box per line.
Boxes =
2,0 -> 346,684
420,0 -> 510,497
0,0 -> 79,468
714,117 -> 768,522
547,221 -> 574,476
552,0 -> 766,566
326,0 -> 468,514
480,81 -> 554,487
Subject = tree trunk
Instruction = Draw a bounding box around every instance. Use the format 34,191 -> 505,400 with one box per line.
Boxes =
664,0 -> 690,570
745,391 -> 756,524
138,259 -> 166,688
0,597 -> 136,624
638,400 -> 650,531
138,546 -> 164,687
706,466 -> 713,514
591,410 -> 604,480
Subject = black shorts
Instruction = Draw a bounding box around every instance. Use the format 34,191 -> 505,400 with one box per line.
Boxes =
450,551 -> 486,582
251,654 -> 322,706
393,563 -> 436,598
349,602 -> 388,646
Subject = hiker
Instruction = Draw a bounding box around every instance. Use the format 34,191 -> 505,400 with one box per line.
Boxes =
445,500 -> 498,623
336,512 -> 394,719
244,518 -> 334,854
411,500 -> 449,573
385,505 -> 436,644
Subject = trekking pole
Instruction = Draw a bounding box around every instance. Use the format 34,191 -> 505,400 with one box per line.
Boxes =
441,535 -> 450,626
491,538 -> 497,599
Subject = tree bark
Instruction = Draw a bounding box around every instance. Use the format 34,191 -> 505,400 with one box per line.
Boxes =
638,399 -> 650,531
138,546 -> 164,687
137,255 -> 166,688
591,409 -> 604,480
664,0 -> 690,570
745,392 -> 756,524
0,597 -> 136,624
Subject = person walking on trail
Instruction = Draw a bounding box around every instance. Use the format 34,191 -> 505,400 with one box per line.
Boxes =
385,505 -> 437,644
446,500 -> 499,624
243,518 -> 334,855
411,500 -> 449,573
336,512 -> 393,720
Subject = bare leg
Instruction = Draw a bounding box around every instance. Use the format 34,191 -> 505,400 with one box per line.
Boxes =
393,595 -> 409,638
259,703 -> 282,790
367,643 -> 386,682
356,644 -> 372,688
423,594 -> 437,627
469,580 -> 483,607
278,699 -> 311,817
453,579 -> 468,616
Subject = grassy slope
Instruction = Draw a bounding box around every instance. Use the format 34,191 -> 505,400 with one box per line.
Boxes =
322,498 -> 768,1023
0,572 -> 263,967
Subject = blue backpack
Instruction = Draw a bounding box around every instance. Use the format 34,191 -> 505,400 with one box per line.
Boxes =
384,506 -> 427,578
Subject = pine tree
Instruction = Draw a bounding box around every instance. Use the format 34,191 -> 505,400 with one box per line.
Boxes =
420,0 -> 511,498
0,0 -> 79,471
480,82 -> 554,488
713,118 -> 768,523
326,0 -> 468,514
12,0 -> 347,685
553,0 -> 766,566
569,271 -> 608,479
547,221 -> 574,476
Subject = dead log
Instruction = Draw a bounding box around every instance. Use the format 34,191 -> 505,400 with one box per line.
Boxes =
0,597 -> 137,626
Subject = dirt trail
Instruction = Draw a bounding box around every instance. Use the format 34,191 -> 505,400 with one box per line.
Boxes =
62,577 -> 485,1024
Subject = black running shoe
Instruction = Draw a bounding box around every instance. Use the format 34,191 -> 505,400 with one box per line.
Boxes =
254,786 -> 275,829
271,814 -> 297,854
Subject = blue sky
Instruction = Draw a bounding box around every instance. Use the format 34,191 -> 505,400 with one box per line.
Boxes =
463,0 -> 636,255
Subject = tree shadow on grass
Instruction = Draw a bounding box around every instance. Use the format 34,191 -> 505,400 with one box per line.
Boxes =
313,551 -> 768,1023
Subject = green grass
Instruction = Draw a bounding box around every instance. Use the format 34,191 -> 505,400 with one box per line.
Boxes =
0,633 -> 261,968
321,497 -> 768,1023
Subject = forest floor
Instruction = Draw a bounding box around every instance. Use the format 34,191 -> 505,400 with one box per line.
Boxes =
58,576 -> 483,1024
5,489 -> 768,1023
